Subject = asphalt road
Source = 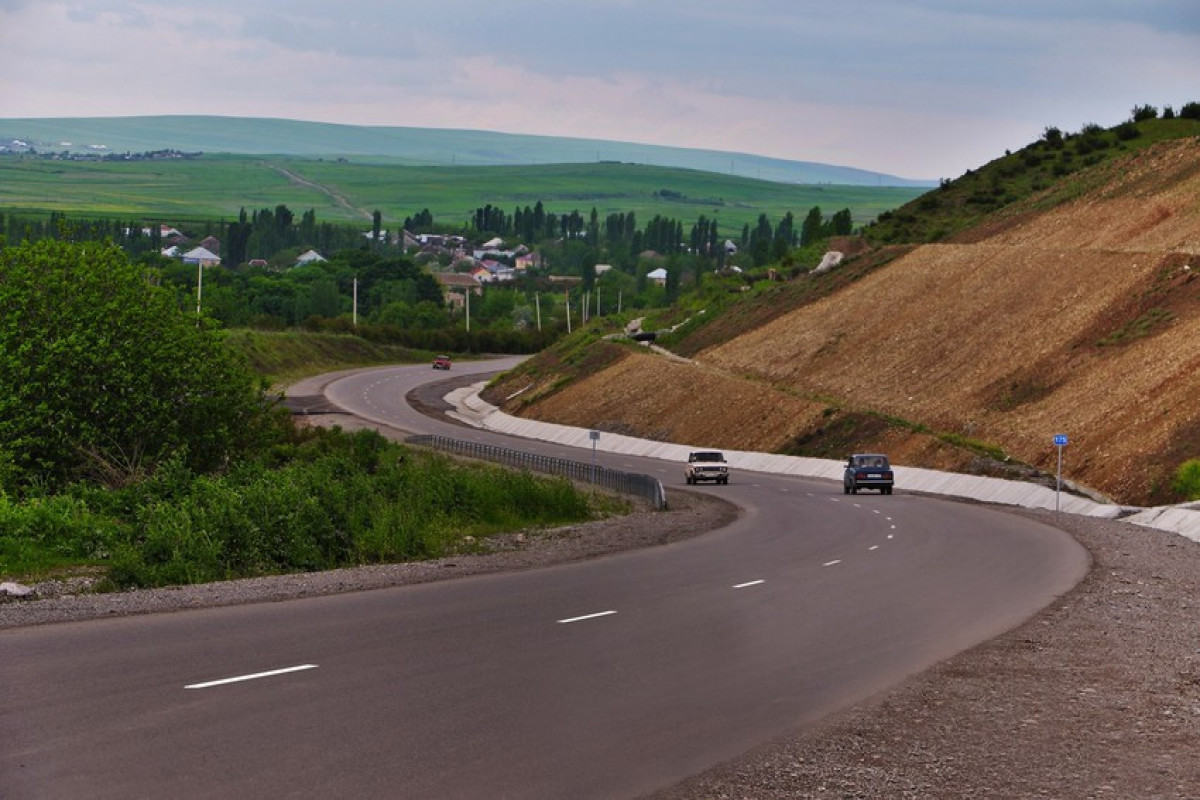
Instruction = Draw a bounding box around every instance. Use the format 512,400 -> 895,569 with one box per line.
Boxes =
1,360 -> 1089,799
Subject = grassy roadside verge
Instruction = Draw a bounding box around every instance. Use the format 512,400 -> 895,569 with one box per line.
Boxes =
221,329 -> 435,388
2,331 -> 621,589
1,426 -> 620,588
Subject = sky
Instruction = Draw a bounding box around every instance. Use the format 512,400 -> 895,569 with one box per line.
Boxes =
2,1 -> 1198,180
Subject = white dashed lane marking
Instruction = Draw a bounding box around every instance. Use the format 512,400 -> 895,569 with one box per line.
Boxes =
557,610 -> 618,625
185,664 -> 318,690
732,580 -> 765,589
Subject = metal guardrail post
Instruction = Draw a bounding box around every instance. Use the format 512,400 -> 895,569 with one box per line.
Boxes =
405,434 -> 666,510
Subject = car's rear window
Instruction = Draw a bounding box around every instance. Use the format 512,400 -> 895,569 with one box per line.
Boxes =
855,455 -> 889,468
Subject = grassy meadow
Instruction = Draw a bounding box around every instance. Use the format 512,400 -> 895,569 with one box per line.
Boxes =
0,154 -> 926,232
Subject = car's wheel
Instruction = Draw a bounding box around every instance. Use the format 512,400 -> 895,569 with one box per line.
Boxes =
843,484 -> 850,495
720,477 -> 728,485
850,486 -> 858,495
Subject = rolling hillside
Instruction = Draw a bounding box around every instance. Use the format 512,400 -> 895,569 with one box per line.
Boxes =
0,156 -> 923,232
0,115 -> 934,187
485,136 -> 1200,506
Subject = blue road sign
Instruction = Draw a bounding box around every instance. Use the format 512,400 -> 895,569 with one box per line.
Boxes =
1053,434 -> 1068,446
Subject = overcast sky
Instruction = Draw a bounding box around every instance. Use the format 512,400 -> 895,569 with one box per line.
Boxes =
2,1 -> 1197,180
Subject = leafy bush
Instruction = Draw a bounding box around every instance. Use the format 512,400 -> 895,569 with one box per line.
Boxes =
1172,459 -> 1200,501
89,428 -> 597,588
0,491 -> 124,575
0,240 -> 283,494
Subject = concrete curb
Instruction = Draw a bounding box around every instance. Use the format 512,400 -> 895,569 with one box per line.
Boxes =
446,384 -> 1200,543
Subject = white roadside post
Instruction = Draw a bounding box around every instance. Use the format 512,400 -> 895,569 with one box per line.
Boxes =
1054,434 -> 1068,513
589,430 -> 600,485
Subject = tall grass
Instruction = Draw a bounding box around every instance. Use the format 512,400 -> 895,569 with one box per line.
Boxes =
0,427 -> 602,588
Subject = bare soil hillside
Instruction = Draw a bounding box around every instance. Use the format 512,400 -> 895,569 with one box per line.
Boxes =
489,139 -> 1200,505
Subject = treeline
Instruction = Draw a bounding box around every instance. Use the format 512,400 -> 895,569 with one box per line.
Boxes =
0,207 -> 366,266
0,198 -> 859,351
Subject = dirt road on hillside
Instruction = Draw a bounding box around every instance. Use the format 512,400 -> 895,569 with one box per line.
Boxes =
266,162 -> 372,220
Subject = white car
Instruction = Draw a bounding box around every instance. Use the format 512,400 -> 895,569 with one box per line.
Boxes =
685,451 -> 729,485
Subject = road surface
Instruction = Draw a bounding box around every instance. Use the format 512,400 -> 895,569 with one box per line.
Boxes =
1,360 -> 1088,799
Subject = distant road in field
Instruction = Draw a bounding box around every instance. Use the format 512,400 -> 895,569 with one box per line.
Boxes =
266,161 -> 372,220
1,360 -> 1088,799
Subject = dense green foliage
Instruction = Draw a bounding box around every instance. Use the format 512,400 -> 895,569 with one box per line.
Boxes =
0,427 -> 600,587
0,240 -> 279,494
1172,459 -> 1200,501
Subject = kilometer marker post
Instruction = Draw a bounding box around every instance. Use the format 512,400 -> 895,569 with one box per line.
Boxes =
1053,434 -> 1068,513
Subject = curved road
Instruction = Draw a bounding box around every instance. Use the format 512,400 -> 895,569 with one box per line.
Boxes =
1,360 -> 1089,799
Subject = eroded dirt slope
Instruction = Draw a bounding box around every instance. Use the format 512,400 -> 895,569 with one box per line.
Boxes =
494,140 -> 1200,504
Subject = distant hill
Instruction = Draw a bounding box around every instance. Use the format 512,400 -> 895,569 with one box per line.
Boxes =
0,115 -> 935,188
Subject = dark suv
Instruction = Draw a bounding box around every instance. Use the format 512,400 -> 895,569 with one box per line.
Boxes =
843,453 -> 894,495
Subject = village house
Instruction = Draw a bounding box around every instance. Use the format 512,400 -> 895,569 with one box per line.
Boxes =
181,246 -> 221,267
295,249 -> 327,266
433,272 -> 482,311
515,251 -> 544,271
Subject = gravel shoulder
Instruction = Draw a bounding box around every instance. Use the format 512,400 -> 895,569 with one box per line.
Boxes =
6,405 -> 1199,797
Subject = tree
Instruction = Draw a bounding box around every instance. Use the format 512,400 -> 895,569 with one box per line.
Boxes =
0,240 -> 277,493
1130,104 -> 1158,122
801,206 -> 824,246
1042,126 -> 1064,149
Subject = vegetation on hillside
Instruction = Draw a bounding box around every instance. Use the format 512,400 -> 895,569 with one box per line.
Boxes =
863,104 -> 1200,245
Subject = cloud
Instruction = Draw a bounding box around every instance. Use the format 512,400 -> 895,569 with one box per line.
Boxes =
1,0 -> 1197,178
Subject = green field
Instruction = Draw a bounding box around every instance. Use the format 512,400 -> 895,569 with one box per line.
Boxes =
0,155 -> 926,232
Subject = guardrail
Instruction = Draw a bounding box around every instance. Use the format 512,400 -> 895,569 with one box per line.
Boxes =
406,434 -> 667,510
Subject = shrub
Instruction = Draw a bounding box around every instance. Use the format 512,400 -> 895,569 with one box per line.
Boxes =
1130,104 -> 1158,122
1172,459 -> 1200,501
97,428 -> 598,588
1114,122 -> 1141,141
0,240 -> 283,494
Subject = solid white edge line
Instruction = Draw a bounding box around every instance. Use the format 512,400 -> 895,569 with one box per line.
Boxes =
185,664 -> 318,690
733,579 -> 766,589
557,610 -> 617,624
